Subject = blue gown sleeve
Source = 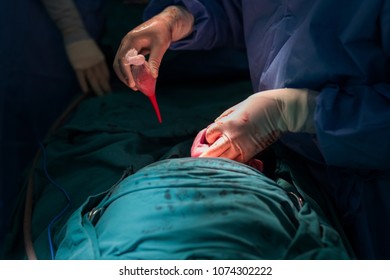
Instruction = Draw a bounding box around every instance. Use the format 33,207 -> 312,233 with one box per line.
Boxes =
144,0 -> 245,50
315,84 -> 390,170
315,2 -> 390,171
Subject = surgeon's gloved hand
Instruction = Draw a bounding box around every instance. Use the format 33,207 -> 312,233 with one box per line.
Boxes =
191,128 -> 264,173
113,5 -> 194,90
41,0 -> 111,96
65,39 -> 111,96
197,88 -> 319,163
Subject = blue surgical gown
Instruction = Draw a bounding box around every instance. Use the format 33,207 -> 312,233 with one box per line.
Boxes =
145,0 -> 390,259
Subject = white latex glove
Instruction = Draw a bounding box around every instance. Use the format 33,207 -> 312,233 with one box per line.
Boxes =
41,0 -> 111,96
65,39 -> 111,96
113,5 -> 194,91
198,88 -> 319,163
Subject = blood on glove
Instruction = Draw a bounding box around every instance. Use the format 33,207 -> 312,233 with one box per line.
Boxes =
191,128 -> 264,173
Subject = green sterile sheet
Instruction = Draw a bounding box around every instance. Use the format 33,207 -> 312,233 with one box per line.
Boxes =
3,76 -> 353,259
4,77 -> 253,259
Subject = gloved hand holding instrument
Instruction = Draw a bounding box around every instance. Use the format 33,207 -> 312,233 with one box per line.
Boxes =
123,48 -> 162,123
196,88 -> 319,163
113,5 -> 194,122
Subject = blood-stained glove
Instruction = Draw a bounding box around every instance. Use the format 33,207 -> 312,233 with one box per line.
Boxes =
197,88 -> 319,163
191,128 -> 264,172
113,5 -> 194,90
41,0 -> 111,96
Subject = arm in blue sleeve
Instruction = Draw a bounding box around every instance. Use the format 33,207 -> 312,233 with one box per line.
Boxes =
144,0 -> 245,50
314,1 -> 390,171
315,84 -> 390,170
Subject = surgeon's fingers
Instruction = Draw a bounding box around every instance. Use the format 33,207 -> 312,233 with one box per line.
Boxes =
147,43 -> 168,79
199,136 -> 229,158
199,137 -> 229,157
119,58 -> 138,91
94,62 -> 112,93
204,122 -> 224,145
199,135 -> 240,160
85,68 -> 104,96
113,52 -> 134,89
75,69 -> 89,93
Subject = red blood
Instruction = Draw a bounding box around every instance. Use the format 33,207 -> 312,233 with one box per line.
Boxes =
147,94 -> 162,123
131,62 -> 162,123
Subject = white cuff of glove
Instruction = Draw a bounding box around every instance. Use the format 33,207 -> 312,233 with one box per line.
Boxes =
257,88 -> 318,134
